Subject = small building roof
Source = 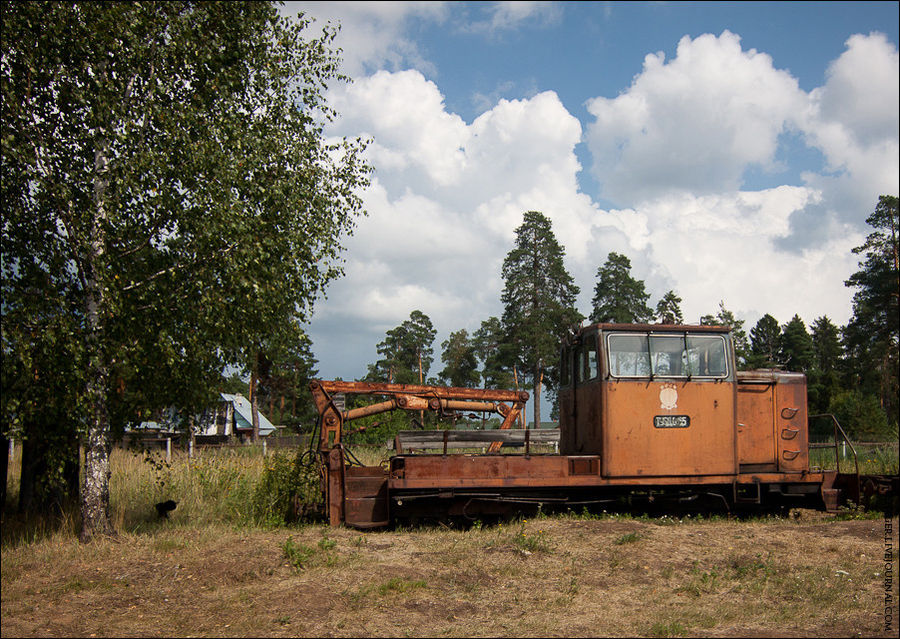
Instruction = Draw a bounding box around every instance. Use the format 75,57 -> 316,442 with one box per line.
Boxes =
221,393 -> 277,436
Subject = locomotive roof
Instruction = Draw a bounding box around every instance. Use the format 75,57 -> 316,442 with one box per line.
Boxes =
581,323 -> 732,334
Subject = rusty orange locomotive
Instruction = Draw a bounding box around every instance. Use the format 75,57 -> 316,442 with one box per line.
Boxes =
310,322 -> 879,528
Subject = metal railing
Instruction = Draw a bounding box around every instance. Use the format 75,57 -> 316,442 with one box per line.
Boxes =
809,413 -> 860,505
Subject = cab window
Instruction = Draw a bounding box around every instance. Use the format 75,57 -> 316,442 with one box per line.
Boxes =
649,335 -> 687,376
686,335 -> 728,377
607,334 -> 651,377
576,333 -> 599,383
586,335 -> 599,379
607,332 -> 729,379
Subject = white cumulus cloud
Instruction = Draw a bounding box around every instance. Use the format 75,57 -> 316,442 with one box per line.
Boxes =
586,30 -> 808,204
280,1 -> 448,77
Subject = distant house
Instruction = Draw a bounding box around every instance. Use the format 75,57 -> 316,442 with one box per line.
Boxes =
129,406 -> 183,434
200,393 -> 277,439
125,394 -> 277,441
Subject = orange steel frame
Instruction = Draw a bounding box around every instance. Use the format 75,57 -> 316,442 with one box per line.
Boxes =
310,324 -> 839,528
309,380 -> 529,525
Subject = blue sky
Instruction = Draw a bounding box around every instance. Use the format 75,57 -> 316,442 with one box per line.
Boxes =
280,1 -> 900,393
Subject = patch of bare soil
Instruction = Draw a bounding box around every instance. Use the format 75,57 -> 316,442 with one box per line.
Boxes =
2,513 -> 897,638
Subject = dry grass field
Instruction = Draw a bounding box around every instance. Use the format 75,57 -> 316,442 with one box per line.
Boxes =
2,511 -> 897,637
2,446 -> 898,638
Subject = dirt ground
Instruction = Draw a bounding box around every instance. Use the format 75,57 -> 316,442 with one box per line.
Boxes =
2,511 -> 898,638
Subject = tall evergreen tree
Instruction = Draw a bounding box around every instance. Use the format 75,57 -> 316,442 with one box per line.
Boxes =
438,329 -> 481,388
368,310 -> 437,385
654,290 -> 684,324
778,315 -> 814,373
591,252 -> 652,323
843,195 -> 899,429
748,314 -> 781,369
255,330 -> 320,431
501,212 -> 582,428
473,316 -> 516,390
809,316 -> 842,415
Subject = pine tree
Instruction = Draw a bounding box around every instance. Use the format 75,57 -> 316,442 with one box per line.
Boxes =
778,315 -> 814,373
655,290 -> 684,324
809,316 -> 842,415
501,212 -> 582,428
369,311 -> 437,385
473,317 -> 516,390
748,314 -> 781,369
591,253 -> 652,323
438,329 -> 481,388
843,195 -> 898,430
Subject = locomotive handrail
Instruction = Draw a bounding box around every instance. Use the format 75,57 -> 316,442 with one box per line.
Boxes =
810,413 -> 860,505
390,428 -> 561,454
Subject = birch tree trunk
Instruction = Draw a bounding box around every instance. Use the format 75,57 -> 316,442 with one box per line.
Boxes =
225,402 -> 234,438
250,368 -> 260,443
80,136 -> 115,542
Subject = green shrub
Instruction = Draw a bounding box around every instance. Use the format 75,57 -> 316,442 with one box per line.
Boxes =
252,450 -> 323,526
828,390 -> 895,441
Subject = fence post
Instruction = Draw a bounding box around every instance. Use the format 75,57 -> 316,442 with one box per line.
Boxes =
166,437 -> 172,463
189,437 -> 194,459
262,439 -> 267,457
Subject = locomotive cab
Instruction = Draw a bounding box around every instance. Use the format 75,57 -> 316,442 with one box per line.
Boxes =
560,324 -> 743,478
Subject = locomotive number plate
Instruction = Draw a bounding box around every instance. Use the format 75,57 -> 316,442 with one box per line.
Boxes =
654,415 -> 690,428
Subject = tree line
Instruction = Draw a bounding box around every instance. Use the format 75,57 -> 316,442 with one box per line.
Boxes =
359,198 -> 898,444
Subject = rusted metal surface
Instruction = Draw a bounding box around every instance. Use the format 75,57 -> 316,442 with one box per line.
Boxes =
343,466 -> 390,528
310,379 -> 529,526
736,375 -> 778,471
388,453 -> 831,490
309,323 -> 883,528
323,446 -> 344,526
602,381 -> 737,477
736,370 -> 809,473
309,380 -> 529,450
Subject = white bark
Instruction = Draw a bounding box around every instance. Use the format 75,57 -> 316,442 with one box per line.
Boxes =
80,134 -> 115,542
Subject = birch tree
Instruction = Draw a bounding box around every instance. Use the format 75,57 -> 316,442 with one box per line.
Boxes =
2,2 -> 370,540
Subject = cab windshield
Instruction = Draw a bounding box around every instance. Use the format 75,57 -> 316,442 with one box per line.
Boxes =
606,333 -> 729,379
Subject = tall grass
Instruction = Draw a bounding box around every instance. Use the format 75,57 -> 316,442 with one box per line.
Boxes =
107,444 -> 334,530
108,445 -> 268,530
4,436 -> 896,546
3,443 -> 327,545
809,442 -> 899,474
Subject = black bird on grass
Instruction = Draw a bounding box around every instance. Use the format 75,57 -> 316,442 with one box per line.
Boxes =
155,500 -> 177,519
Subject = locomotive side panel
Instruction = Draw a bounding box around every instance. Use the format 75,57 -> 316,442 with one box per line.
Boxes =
774,374 -> 809,473
599,327 -> 737,478
602,380 -> 737,477
735,371 -> 809,474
